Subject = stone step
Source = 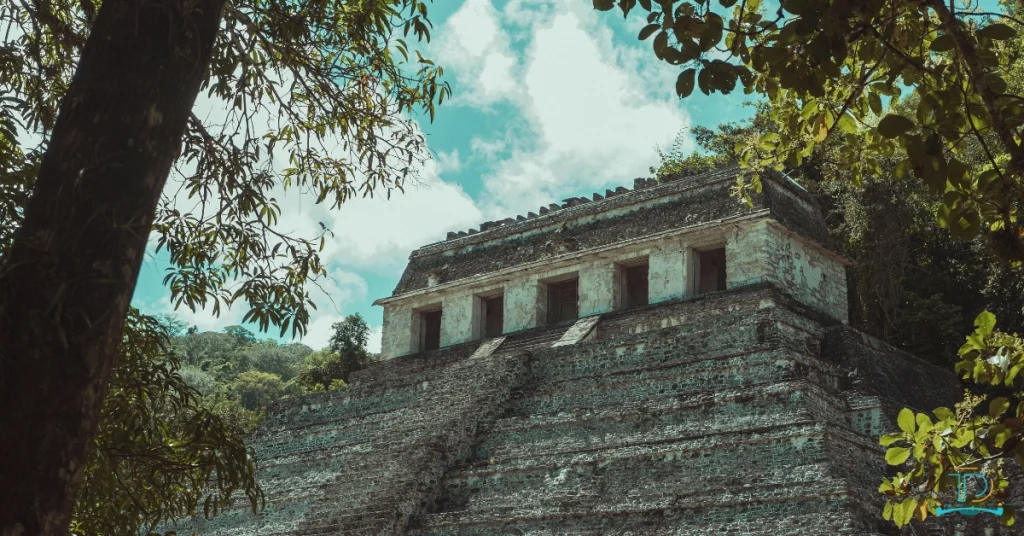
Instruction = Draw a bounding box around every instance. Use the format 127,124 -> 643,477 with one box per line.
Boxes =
470,384 -> 818,464
252,396 -> 495,462
439,424 -> 829,512
261,355 -> 513,430
528,321 -> 768,383
413,478 -> 856,534
511,352 -> 801,416
164,498 -> 315,536
440,454 -> 839,515
411,510 -> 868,536
497,330 -> 565,354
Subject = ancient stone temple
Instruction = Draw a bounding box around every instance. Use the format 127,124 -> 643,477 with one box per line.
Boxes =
174,167 -> 1013,535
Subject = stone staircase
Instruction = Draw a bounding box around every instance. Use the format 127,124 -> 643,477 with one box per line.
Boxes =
407,300 -> 887,536
167,344 -> 531,536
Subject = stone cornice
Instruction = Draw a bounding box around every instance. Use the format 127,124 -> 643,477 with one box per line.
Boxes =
373,211 -> 773,306
409,167 -> 752,259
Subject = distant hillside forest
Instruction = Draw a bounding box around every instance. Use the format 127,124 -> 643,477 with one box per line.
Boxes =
160,313 -> 379,436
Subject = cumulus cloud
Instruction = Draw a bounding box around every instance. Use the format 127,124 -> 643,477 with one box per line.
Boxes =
433,0 -> 693,219
433,0 -> 519,107
145,74 -> 481,346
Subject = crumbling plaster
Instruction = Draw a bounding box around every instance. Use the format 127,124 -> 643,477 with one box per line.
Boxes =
726,219 -> 849,325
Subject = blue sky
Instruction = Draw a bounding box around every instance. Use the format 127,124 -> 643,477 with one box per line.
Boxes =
131,0 -> 762,350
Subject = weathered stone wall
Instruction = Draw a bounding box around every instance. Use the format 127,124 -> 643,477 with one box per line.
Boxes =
390,168 -> 830,297
376,169 -> 849,359
167,343 -> 529,536
727,219 -> 849,323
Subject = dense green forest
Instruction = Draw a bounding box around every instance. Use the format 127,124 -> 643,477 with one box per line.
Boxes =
69,312 -> 379,535
163,314 -> 379,436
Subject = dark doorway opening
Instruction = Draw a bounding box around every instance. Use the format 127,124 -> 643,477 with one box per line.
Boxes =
483,295 -> 504,338
697,247 -> 727,295
623,263 -> 649,309
546,278 -> 579,325
420,309 -> 442,351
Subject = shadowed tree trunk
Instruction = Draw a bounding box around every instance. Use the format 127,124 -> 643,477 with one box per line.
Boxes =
0,0 -> 226,533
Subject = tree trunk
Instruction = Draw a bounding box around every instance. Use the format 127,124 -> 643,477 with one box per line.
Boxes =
0,0 -> 226,534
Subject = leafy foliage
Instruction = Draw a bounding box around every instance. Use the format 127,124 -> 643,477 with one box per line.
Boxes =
879,311 -> 1024,528
68,309 -> 381,534
3,0 -> 445,531
232,370 -> 286,411
296,313 -> 379,392
1,0 -> 451,341
70,310 -> 262,536
296,349 -> 352,393
598,0 -> 1024,263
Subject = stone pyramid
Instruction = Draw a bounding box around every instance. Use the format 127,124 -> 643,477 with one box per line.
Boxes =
171,168 -> 1017,535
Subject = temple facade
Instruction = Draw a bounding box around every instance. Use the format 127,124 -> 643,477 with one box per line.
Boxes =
172,167 -> 1015,535
375,168 -> 847,360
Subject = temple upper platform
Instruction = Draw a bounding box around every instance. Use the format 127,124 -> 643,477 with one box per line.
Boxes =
374,167 -> 850,359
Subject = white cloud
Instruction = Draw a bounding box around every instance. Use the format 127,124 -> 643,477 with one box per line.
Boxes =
144,73 -> 484,343
436,148 -> 463,174
469,136 -> 508,159
366,325 -> 383,354
434,0 -> 692,219
434,0 -> 519,107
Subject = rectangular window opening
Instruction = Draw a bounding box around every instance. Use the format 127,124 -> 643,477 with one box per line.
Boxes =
696,247 -> 727,295
546,277 -> 579,326
482,295 -> 504,338
623,262 -> 649,309
419,308 -> 442,352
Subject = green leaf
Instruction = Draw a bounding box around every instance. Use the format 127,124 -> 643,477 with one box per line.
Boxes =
894,498 -> 917,527
698,67 -> 711,95
933,407 -> 954,421
975,310 -> 996,336
930,34 -> 955,52
1000,505 -> 1016,526
886,446 -> 911,465
915,413 -> 933,436
868,92 -> 883,115
653,31 -> 669,58
638,23 -> 659,40
878,114 -> 916,138
781,0 -> 810,15
991,397 -> 1011,419
898,408 -> 916,434
978,23 -> 1016,41
676,69 -> 696,98
994,425 -> 1015,448
837,113 -> 857,134
880,433 -> 904,446
965,332 -> 986,351
593,0 -> 615,10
